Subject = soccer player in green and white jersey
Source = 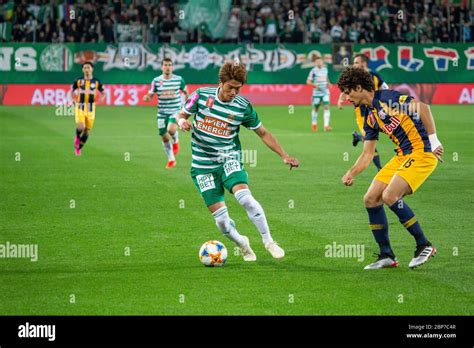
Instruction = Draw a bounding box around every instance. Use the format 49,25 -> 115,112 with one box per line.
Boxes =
306,56 -> 332,132
176,62 -> 300,261
143,58 -> 189,169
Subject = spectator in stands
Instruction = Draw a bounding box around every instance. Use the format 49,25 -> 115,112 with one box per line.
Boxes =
101,17 -> 115,43
240,22 -> 253,44
320,29 -> 332,44
225,8 -> 240,43
254,19 -> 264,44
463,20 -> 472,42
330,19 -> 343,43
264,13 -> 278,43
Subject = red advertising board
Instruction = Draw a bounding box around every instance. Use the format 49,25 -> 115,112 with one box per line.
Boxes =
1,84 -> 473,106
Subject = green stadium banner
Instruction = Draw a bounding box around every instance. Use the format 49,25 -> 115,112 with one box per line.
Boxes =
1,43 -> 473,84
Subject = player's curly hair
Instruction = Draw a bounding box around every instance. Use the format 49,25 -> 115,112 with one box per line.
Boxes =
337,67 -> 374,92
218,62 -> 247,85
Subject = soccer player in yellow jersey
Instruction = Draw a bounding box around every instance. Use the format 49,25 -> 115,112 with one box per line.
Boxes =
338,67 -> 444,270
69,62 -> 105,156
338,54 -> 389,170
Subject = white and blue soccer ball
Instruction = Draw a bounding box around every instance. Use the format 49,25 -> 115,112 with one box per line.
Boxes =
199,240 -> 227,267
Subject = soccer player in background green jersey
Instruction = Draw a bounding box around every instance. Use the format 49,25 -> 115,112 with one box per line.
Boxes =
143,58 -> 189,168
306,56 -> 331,132
176,62 -> 300,261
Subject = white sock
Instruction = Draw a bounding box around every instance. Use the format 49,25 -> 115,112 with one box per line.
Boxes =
324,109 -> 330,127
311,110 -> 318,125
212,206 -> 244,246
234,189 -> 273,245
162,141 -> 175,161
170,131 -> 179,143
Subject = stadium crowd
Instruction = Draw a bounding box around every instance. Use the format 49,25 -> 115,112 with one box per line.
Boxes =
1,0 -> 473,44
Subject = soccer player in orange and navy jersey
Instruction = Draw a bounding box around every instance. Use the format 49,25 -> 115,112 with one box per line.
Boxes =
338,54 -> 389,171
69,61 -> 105,156
338,67 -> 444,270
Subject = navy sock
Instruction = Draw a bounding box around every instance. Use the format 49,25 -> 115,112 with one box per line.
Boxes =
366,205 -> 394,256
373,148 -> 382,170
80,133 -> 89,149
76,129 -> 82,137
389,200 -> 429,246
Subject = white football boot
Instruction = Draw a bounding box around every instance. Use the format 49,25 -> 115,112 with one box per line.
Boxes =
409,244 -> 437,269
364,253 -> 399,270
240,236 -> 256,261
265,241 -> 285,259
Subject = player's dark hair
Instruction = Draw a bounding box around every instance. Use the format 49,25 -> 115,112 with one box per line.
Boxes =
219,62 -> 247,85
353,53 -> 369,65
82,61 -> 94,68
161,57 -> 173,65
337,67 -> 375,93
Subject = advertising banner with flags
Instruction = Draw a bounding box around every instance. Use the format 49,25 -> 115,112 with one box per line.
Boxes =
0,43 -> 473,84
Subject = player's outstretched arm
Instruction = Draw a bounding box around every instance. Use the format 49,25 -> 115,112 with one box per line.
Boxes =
342,140 -> 376,186
409,99 -> 444,162
254,125 -> 299,170
176,110 -> 192,132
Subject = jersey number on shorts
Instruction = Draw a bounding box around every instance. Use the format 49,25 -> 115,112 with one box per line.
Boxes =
403,158 -> 415,168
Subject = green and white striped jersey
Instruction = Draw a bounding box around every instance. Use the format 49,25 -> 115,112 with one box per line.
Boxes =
182,87 -> 261,170
149,74 -> 186,116
307,66 -> 329,96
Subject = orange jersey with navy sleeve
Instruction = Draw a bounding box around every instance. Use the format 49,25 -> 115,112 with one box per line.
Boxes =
72,77 -> 104,112
362,90 -> 431,155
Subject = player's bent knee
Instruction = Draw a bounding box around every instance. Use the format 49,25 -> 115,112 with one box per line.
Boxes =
382,190 -> 400,206
215,219 -> 233,235
234,189 -> 263,216
364,192 -> 382,207
213,208 -> 234,235
168,124 -> 177,133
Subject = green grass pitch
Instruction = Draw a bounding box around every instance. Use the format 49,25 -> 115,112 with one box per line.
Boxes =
0,104 -> 472,315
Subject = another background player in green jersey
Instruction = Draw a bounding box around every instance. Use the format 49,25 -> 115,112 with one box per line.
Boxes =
143,58 -> 189,169
176,62 -> 299,261
306,56 -> 331,132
